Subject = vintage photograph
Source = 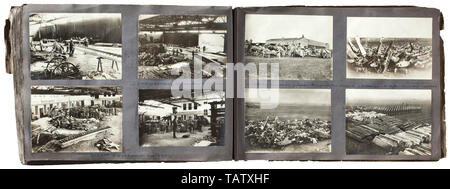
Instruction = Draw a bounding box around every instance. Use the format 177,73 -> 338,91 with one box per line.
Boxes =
347,17 -> 432,79
29,13 -> 122,80
31,86 -> 123,153
244,14 -> 333,80
138,90 -> 225,146
346,89 -> 432,155
138,15 -> 228,79
245,89 -> 331,153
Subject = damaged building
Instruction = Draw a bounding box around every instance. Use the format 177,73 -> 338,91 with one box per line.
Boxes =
266,35 -> 329,49
31,87 -> 122,119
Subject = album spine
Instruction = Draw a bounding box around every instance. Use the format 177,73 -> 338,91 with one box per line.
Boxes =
232,7 -> 242,160
5,5 -> 26,164
439,11 -> 446,158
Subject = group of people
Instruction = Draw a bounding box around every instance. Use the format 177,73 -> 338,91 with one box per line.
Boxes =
31,37 -> 92,57
245,40 -> 332,59
143,115 -> 210,136
347,37 -> 432,74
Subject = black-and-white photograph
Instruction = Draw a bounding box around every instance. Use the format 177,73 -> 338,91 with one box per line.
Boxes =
138,90 -> 225,146
245,89 -> 331,153
29,13 -> 122,80
244,14 -> 333,80
138,15 -> 227,79
31,86 -> 123,153
347,17 -> 432,79
346,89 -> 432,155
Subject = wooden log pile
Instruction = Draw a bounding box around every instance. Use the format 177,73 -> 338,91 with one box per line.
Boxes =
346,109 -> 432,155
372,125 -> 431,155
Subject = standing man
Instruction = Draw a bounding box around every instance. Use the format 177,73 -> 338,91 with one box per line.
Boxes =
84,38 -> 89,47
188,117 -> 195,134
172,107 -> 177,138
196,116 -> 203,132
68,39 -> 75,57
39,40 -> 44,51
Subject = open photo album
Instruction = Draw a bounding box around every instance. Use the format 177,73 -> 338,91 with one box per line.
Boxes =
4,5 -> 444,164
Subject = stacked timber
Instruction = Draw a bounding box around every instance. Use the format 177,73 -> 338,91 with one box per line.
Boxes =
361,104 -> 422,115
346,109 -> 432,155
400,143 -> 432,155
371,126 -> 431,154
346,125 -> 379,142
371,117 -> 403,134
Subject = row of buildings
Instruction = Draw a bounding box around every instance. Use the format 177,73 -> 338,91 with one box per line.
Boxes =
31,94 -> 122,119
252,34 -> 330,49
138,92 -> 225,123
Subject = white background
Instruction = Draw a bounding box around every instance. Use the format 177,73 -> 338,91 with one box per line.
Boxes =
0,0 -> 449,169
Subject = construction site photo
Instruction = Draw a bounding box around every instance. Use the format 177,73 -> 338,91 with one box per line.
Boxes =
31,86 -> 123,153
244,14 -> 333,80
29,13 -> 122,80
347,17 -> 432,79
138,89 -> 225,147
138,15 -> 228,79
346,89 -> 432,155
245,89 -> 332,153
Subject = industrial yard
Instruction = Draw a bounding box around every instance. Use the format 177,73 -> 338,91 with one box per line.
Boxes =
346,89 -> 432,155
245,89 -> 331,153
138,90 -> 225,147
138,15 -> 227,79
244,14 -> 333,80
31,86 -> 122,153
29,13 -> 122,80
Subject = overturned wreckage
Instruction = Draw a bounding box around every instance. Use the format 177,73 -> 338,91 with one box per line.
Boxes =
245,116 -> 331,149
245,41 -> 332,59
32,106 -> 119,152
347,37 -> 432,75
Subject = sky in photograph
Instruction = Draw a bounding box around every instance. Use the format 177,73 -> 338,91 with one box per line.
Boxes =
245,88 -> 331,106
347,17 -> 432,38
29,13 -> 121,36
245,14 -> 333,47
346,89 -> 432,105
139,14 -> 159,20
